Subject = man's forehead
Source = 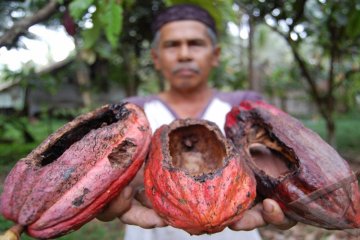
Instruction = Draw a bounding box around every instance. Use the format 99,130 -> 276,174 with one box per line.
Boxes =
159,20 -> 209,41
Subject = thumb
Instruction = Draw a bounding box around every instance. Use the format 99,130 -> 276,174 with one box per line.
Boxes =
262,198 -> 296,230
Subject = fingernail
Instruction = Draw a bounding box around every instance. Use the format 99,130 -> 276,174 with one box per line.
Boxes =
123,186 -> 133,200
264,202 -> 274,214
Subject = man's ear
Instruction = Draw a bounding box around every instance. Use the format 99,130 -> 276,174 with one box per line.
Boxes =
212,46 -> 221,67
151,48 -> 161,70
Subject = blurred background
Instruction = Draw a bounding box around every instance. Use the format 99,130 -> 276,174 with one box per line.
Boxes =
0,0 -> 359,239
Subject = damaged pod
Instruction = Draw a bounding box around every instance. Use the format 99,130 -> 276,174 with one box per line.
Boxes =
144,119 -> 256,235
0,102 -> 151,239
225,100 -> 360,229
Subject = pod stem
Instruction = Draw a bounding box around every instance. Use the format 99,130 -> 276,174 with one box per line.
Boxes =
0,225 -> 24,240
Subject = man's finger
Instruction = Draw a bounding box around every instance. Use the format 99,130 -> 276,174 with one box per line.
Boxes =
134,187 -> 152,208
229,203 -> 267,231
96,186 -> 133,222
262,198 -> 297,230
120,200 -> 167,229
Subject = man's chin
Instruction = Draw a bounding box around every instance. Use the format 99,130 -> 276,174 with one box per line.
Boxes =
173,84 -> 203,93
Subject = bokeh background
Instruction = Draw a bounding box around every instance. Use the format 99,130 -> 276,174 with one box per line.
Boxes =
0,0 -> 359,239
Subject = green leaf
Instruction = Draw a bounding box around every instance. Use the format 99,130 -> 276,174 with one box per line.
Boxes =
346,9 -> 360,38
82,10 -> 101,49
82,27 -> 101,49
69,0 -> 95,20
163,0 -> 173,6
123,0 -> 136,9
99,0 -> 123,48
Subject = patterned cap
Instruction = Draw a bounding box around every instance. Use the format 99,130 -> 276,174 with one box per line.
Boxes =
152,4 -> 217,35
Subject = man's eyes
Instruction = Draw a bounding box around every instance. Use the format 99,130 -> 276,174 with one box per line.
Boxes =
188,40 -> 206,46
163,42 -> 179,48
163,40 -> 206,48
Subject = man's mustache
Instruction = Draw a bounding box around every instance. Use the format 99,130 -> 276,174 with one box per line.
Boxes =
172,63 -> 200,74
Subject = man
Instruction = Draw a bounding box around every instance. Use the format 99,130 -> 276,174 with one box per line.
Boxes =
98,4 -> 296,239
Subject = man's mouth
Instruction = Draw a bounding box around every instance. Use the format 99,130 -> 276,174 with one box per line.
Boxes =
175,68 -> 197,77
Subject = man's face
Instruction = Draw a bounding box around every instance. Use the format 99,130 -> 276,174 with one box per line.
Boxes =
151,20 -> 220,92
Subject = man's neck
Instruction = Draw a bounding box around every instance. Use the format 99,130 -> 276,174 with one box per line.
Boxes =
159,86 -> 214,119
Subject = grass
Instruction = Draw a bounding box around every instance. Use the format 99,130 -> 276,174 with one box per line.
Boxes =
302,111 -> 360,157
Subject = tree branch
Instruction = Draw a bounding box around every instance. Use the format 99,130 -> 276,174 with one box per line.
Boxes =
267,23 -> 328,118
0,0 -> 60,49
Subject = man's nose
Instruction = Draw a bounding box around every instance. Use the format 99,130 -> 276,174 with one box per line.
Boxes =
178,44 -> 192,61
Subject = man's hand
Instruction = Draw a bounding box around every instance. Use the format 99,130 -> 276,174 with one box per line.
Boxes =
229,198 -> 297,231
96,186 -> 167,229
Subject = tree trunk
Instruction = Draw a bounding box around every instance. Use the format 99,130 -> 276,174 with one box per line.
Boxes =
74,39 -> 92,107
247,16 -> 262,92
325,113 -> 336,147
248,15 -> 255,90
280,95 -> 287,112
122,45 -> 142,97
75,61 -> 92,107
288,41 -> 337,145
22,86 -> 31,117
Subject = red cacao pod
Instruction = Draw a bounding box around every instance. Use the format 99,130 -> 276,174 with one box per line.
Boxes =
144,119 -> 256,235
225,100 -> 360,229
0,102 -> 151,239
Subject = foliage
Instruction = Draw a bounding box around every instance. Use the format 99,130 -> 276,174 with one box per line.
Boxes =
0,0 -> 63,49
265,63 -> 302,99
69,0 -> 124,48
235,0 -> 360,144
1,63 -> 65,95
0,116 -> 65,165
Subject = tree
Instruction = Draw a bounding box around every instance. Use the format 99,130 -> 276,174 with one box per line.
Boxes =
237,0 -> 360,145
0,0 -> 65,49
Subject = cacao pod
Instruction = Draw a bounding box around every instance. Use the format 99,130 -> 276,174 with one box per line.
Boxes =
0,102 -> 151,239
144,119 -> 256,235
225,100 -> 360,229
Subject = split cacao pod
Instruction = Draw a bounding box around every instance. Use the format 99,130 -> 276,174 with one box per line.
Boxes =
0,102 -> 151,239
144,119 -> 256,235
225,100 -> 360,229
